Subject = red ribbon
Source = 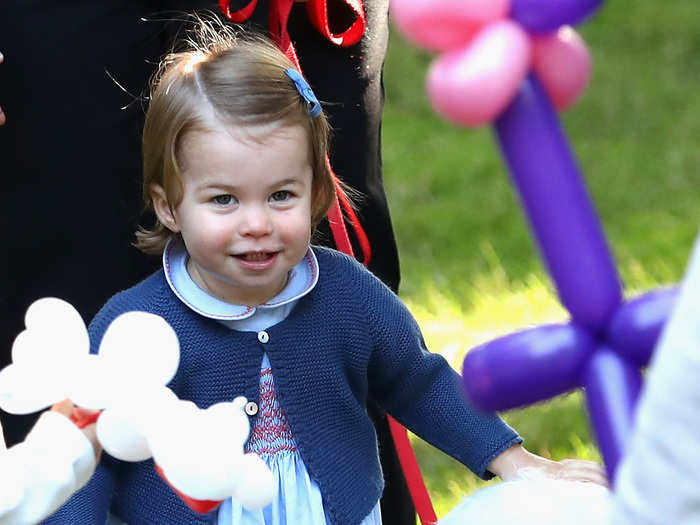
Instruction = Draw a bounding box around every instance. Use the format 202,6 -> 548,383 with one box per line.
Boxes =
155,463 -> 223,514
305,0 -> 366,47
69,407 -> 102,429
219,0 -> 365,47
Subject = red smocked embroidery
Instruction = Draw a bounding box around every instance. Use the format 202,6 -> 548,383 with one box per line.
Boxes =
246,367 -> 298,456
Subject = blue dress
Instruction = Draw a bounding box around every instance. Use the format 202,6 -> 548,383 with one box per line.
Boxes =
163,238 -> 382,525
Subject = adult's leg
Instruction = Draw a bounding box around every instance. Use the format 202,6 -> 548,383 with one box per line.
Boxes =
0,1 -> 204,445
291,0 -> 400,292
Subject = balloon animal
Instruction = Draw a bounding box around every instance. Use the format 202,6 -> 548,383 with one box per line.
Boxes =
0,298 -> 275,512
390,0 -> 678,480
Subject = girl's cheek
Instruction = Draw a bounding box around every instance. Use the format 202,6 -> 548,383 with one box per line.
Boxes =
211,227 -> 237,248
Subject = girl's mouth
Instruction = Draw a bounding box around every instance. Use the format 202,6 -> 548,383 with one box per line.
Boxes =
233,251 -> 279,270
237,251 -> 274,262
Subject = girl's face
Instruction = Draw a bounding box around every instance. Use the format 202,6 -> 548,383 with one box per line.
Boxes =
153,123 -> 313,306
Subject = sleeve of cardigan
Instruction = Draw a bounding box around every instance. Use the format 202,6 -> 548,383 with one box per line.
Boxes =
365,279 -> 522,479
611,232 -> 700,525
0,412 -> 96,525
40,459 -> 116,525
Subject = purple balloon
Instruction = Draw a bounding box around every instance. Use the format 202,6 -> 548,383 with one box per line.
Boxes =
494,75 -> 622,334
584,346 -> 642,481
607,287 -> 679,367
463,324 -> 594,412
510,0 -> 604,34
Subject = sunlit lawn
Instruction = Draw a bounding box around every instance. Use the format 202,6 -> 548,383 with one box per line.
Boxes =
381,0 -> 700,518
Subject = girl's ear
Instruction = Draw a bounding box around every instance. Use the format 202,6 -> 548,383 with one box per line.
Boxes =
150,184 -> 180,233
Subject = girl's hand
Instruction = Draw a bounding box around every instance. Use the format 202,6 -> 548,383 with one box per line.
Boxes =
51,399 -> 102,461
487,444 -> 608,487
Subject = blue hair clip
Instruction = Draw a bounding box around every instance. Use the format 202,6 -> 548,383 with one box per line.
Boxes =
285,68 -> 322,118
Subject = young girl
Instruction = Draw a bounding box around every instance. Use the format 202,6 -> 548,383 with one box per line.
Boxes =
45,27 -> 605,525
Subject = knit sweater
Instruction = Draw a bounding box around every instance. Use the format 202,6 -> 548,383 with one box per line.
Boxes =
44,247 -> 521,525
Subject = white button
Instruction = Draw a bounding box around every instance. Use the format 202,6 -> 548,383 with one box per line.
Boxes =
245,401 -> 259,416
257,331 -> 269,343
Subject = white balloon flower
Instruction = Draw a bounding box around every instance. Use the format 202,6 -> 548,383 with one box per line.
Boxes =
0,298 -> 180,415
0,297 -> 275,511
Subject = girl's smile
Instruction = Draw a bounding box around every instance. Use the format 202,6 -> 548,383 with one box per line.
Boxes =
152,122 -> 314,307
233,251 -> 279,269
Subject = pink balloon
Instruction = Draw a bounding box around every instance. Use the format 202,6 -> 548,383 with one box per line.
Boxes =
532,26 -> 592,110
390,0 -> 510,52
426,21 -> 531,127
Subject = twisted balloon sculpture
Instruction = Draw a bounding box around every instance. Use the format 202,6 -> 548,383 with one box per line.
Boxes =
391,0 -> 678,480
0,298 -> 275,513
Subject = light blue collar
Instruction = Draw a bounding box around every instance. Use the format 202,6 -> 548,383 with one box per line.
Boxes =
162,236 -> 319,321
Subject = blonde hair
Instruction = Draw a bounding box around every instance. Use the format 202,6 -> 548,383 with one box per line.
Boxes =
135,22 -> 335,254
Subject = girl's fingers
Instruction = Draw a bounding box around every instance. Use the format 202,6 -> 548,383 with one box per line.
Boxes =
557,459 -> 609,486
50,398 -> 74,418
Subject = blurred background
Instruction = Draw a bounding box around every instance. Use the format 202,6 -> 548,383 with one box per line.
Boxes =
380,0 -> 700,516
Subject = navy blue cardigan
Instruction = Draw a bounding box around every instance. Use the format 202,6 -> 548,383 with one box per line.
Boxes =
45,247 -> 521,525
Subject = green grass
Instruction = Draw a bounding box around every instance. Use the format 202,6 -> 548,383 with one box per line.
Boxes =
380,0 -> 700,518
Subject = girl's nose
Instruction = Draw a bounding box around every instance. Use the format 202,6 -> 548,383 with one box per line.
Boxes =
238,205 -> 273,237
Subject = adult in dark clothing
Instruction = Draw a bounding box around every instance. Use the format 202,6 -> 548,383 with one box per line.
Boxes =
0,1 -> 186,445
0,1 -> 409,522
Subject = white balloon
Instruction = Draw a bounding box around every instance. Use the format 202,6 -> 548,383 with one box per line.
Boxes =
439,479 -> 611,525
68,354 -> 120,410
3,297 -> 91,414
96,384 -> 179,462
150,403 -> 220,499
11,329 -> 49,366
2,299 -> 183,423
148,399 -> 200,464
130,385 -> 179,437
97,403 -> 152,462
231,453 -> 276,510
141,384 -> 179,409
202,401 -> 250,453
0,363 -> 66,414
22,298 -> 89,360
12,329 -> 78,371
164,454 -> 239,501
149,398 -> 260,502
98,312 -> 180,386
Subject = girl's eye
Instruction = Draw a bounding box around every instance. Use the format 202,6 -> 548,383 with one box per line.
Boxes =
213,194 -> 234,205
270,190 -> 292,202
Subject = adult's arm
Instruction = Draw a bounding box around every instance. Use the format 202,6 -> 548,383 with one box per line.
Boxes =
611,231 -> 700,524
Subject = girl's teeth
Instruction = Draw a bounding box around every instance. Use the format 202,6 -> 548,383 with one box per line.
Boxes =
245,252 -> 268,261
